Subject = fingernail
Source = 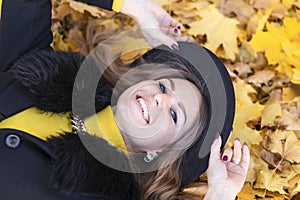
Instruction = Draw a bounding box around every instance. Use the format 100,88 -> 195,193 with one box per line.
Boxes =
235,137 -> 240,141
171,44 -> 180,51
243,142 -> 248,146
214,132 -> 220,140
174,28 -> 178,33
222,155 -> 228,162
177,25 -> 181,30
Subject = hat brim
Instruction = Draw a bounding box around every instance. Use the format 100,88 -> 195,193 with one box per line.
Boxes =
157,42 -> 235,186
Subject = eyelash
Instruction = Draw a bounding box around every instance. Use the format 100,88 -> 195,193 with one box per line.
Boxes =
159,82 -> 167,93
158,82 -> 177,124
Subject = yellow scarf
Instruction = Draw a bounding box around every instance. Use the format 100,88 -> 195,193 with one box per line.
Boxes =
0,106 -> 126,151
0,0 -> 2,20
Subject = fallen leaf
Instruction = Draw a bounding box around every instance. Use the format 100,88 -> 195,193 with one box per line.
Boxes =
182,182 -> 208,198
282,84 -> 300,101
247,69 -> 276,87
64,0 -> 107,18
261,100 -> 282,126
230,79 -> 264,146
269,130 -> 300,163
249,17 -> 300,84
223,0 -> 255,24
254,169 -> 290,194
237,182 -> 266,199
187,5 -> 240,60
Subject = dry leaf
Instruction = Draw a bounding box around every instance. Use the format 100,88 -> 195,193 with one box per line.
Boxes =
249,17 -> 300,84
261,100 -> 282,126
182,182 -> 208,198
282,84 -> 300,101
223,0 -> 255,24
187,5 -> 240,60
64,0 -> 106,18
269,130 -> 300,163
230,79 -> 264,146
247,69 -> 276,87
254,169 -> 290,194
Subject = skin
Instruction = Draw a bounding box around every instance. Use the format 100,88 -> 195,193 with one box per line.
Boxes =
120,0 -> 189,49
204,134 -> 250,200
113,78 -> 202,152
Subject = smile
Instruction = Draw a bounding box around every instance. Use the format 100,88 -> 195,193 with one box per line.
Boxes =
136,95 -> 150,124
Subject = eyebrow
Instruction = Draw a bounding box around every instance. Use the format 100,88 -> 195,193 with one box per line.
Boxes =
167,78 -> 175,91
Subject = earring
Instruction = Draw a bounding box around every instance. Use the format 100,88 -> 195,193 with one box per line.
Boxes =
144,153 -> 154,163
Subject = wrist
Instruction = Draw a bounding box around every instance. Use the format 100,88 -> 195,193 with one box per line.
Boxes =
204,186 -> 237,200
119,0 -> 142,18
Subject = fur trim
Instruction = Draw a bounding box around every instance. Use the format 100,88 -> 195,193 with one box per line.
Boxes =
10,50 -> 112,114
47,132 -> 141,200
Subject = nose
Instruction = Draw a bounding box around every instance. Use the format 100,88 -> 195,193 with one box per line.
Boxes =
153,93 -> 174,108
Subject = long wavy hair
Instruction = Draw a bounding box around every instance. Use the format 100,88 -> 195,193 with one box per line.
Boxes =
102,48 -> 210,200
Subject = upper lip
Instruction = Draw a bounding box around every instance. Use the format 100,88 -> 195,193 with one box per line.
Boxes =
136,95 -> 150,124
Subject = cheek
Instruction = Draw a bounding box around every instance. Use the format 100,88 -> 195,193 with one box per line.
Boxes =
149,124 -> 177,148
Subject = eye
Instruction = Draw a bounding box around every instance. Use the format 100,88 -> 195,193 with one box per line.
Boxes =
170,109 -> 177,124
159,82 -> 167,94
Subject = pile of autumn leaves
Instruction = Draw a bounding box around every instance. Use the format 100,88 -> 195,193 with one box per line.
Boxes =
51,0 -> 300,199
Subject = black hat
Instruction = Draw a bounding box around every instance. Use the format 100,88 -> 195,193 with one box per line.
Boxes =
157,42 -> 235,187
74,39 -> 234,186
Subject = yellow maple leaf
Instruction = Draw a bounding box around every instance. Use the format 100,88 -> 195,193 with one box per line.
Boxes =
269,130 -> 300,163
261,100 -> 282,126
247,145 -> 269,185
230,79 -> 264,146
237,182 -> 266,200
249,17 -> 300,84
247,9 -> 272,36
187,5 -> 240,60
254,169 -> 290,194
63,0 -> 107,18
282,84 -> 300,101
282,0 -> 296,9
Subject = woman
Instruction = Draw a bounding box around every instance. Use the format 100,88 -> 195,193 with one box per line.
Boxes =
0,0 -> 250,199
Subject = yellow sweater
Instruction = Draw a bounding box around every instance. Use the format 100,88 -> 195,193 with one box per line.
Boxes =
0,106 -> 127,151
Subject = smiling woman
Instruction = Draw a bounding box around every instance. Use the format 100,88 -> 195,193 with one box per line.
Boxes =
105,56 -> 210,199
0,0 -> 250,199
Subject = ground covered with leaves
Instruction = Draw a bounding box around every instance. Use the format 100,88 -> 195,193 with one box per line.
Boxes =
51,0 -> 300,199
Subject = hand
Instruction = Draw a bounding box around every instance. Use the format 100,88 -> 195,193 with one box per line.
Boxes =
120,0 -> 188,50
204,133 -> 250,200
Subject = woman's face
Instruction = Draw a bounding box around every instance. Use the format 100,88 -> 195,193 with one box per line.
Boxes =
113,78 -> 202,151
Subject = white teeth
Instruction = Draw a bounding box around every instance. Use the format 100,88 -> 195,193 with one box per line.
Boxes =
137,97 -> 149,123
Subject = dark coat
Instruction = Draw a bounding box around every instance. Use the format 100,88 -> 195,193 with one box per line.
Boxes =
0,49 -> 141,200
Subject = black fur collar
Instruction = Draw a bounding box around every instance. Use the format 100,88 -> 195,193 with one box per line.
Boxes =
47,132 -> 141,200
10,49 -> 112,114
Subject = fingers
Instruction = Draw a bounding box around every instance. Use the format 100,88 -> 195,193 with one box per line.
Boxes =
240,143 -> 250,172
222,147 -> 233,163
232,138 -> 242,164
142,28 -> 179,49
209,132 -> 222,165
